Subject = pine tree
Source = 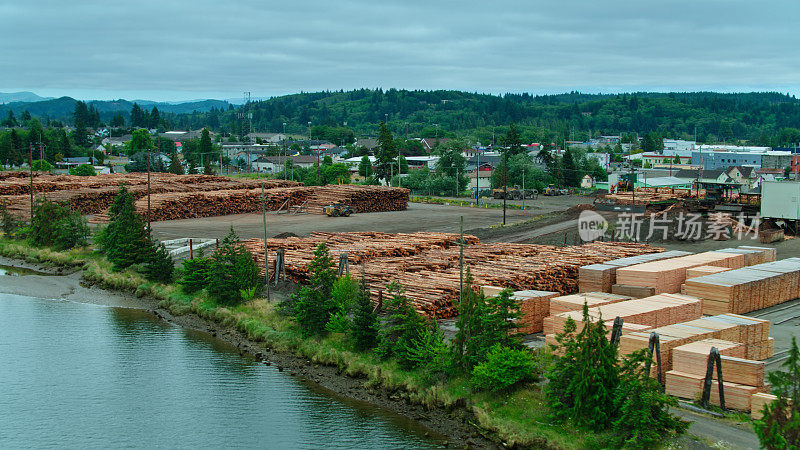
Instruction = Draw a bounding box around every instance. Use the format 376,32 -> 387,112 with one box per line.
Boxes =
545,302 -> 619,429
169,152 -> 184,174
755,336 -> 800,448
350,277 -> 379,351
1,110 -> 18,127
149,106 -> 161,129
203,158 -> 214,175
562,148 -> 580,187
453,267 -> 481,371
101,186 -> 152,270
207,227 -> 262,305
293,243 -> 337,336
142,239 -> 174,283
503,122 -> 523,156
374,121 -> 396,182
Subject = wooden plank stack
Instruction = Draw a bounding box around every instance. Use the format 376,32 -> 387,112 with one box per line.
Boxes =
686,265 -> 732,279
750,393 -> 778,419
618,314 -> 773,376
549,292 -> 633,315
512,290 -> 560,333
548,293 -> 702,337
615,251 -> 746,294
665,371 -> 760,411
240,232 -> 661,319
578,250 -> 691,292
682,257 -> 800,314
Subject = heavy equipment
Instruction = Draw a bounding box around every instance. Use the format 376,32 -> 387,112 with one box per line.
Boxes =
323,203 -> 354,217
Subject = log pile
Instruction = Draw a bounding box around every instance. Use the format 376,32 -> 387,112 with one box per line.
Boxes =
240,232 -> 662,318
681,257 -> 800,314
304,185 -> 410,214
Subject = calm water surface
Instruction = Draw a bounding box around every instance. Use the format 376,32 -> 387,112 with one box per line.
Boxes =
0,293 -> 441,449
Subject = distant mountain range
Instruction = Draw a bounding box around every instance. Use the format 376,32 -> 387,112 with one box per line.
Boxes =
0,91 -> 55,104
0,92 -> 230,122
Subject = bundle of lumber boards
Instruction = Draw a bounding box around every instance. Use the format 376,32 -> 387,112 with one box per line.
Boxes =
618,314 -> 773,376
750,393 -> 779,419
579,250 -> 692,292
546,293 -> 702,337
664,371 -> 762,411
240,232 -> 661,318
685,265 -> 732,279
549,292 -> 633,316
615,251 -> 747,294
682,257 -> 800,314
510,290 -> 560,333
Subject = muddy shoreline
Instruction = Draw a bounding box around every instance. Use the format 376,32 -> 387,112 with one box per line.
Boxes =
0,257 -> 499,449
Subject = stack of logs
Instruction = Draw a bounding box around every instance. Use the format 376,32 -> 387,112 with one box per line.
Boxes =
0,172 -> 409,221
240,232 -> 662,318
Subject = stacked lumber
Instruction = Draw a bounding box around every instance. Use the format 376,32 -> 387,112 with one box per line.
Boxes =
618,314 -> 773,376
672,339 -> 766,386
686,265 -> 732,279
548,293 -> 702,337
549,292 -> 633,315
750,393 -> 778,419
738,246 -> 777,264
682,257 -> 800,314
240,232 -> 661,318
578,250 -> 692,292
611,284 -> 656,298
512,290 -> 560,334
665,371 -> 759,411
615,251 -> 746,294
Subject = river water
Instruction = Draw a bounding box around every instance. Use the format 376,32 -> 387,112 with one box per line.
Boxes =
0,293 -> 441,449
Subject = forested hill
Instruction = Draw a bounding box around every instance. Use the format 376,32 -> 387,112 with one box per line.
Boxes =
0,97 -> 230,122
175,90 -> 800,146
5,89 -> 800,146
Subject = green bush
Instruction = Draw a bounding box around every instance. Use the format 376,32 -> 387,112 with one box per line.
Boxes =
31,159 -> 53,172
69,164 -> 97,176
207,228 -> 262,305
471,345 -> 539,392
1,200 -> 20,237
180,256 -> 212,293
377,282 -> 444,370
28,199 -> 89,249
754,336 -> 800,449
325,274 -> 359,334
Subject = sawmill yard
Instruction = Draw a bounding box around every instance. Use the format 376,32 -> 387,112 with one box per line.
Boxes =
4,172 -> 800,439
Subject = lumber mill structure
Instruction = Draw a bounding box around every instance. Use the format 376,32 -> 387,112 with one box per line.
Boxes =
242,232 -> 794,419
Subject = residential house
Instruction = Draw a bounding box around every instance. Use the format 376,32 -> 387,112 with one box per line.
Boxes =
355,138 -> 379,151
580,175 -> 595,188
420,137 -> 450,153
252,155 -> 317,173
246,132 -> 287,143
726,166 -> 757,187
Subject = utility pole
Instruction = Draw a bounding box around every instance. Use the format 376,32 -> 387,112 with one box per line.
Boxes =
282,122 -> 287,180
147,149 -> 151,233
28,144 -> 34,219
459,215 -> 464,303
503,145 -> 508,225
475,148 -> 480,206
261,183 -> 270,300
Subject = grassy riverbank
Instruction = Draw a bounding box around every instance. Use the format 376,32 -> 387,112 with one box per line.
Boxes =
0,237 -> 616,449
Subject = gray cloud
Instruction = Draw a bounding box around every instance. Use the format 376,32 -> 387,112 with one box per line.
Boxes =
1,0 -> 798,100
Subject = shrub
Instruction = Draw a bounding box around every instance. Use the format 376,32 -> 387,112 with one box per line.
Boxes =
31,159 -> 53,171
325,274 -> 359,334
180,256 -> 212,293
1,200 -> 20,237
471,345 -> 539,392
207,228 -> 262,305
69,164 -> 97,176
293,243 -> 337,336
28,199 -> 89,249
142,239 -> 174,283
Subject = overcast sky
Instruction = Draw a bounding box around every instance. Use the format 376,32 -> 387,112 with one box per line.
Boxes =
1,0 -> 798,101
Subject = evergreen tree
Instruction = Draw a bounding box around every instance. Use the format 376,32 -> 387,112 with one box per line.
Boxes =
101,186 -> 152,271
754,336 -> 800,448
169,152 -> 184,174
562,148 -> 580,187
207,227 -> 262,305
350,277 -> 379,351
180,255 -> 212,293
374,121 -> 396,182
1,110 -> 18,127
149,106 -> 161,129
199,128 -> 213,154
20,110 -> 31,122
358,155 -> 373,178
503,122 -> 523,156
203,158 -> 214,175
453,267 -> 481,371
142,239 -> 174,283
293,243 -> 337,336
130,103 -> 146,128
377,282 -> 433,370
110,112 -> 125,127
545,303 -> 619,429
